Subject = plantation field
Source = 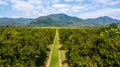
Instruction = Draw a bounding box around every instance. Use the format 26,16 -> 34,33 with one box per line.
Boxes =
0,27 -> 55,67
59,28 -> 120,67
0,27 -> 120,67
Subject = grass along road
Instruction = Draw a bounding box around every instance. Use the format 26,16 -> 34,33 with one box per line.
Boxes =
49,29 -> 59,67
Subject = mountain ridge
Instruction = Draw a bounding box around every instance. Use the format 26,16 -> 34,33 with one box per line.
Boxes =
30,14 -> 120,27
0,18 -> 32,26
30,13 -> 87,27
86,16 -> 120,24
0,13 -> 120,27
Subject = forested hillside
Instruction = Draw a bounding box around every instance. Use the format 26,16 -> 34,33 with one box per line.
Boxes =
0,18 -> 32,26
0,14 -> 120,27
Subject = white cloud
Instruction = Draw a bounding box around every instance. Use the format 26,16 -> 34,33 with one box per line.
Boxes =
64,0 -> 84,3
109,1 -> 120,5
51,4 -> 88,14
8,0 -> 62,17
52,4 -> 71,9
42,0 -> 60,6
10,0 -> 39,17
9,0 -> 99,18
57,8 -> 70,12
0,0 -> 119,19
64,0 -> 74,2
92,0 -> 120,6
28,0 -> 42,5
79,8 -> 120,19
0,0 -> 8,6
75,0 -> 83,2
51,0 -> 60,4
71,5 -> 86,12
94,0 -> 109,3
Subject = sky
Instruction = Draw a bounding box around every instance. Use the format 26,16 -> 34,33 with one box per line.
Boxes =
0,0 -> 120,19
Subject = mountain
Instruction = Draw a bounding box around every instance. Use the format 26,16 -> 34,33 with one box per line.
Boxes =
0,14 -> 120,27
86,16 -> 120,24
0,18 -> 32,26
30,14 -> 120,27
30,13 -> 95,27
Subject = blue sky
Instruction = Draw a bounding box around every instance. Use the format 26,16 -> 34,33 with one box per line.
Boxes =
0,0 -> 120,19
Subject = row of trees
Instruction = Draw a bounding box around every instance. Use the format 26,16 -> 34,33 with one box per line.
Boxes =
0,27 -> 55,67
59,27 -> 120,67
